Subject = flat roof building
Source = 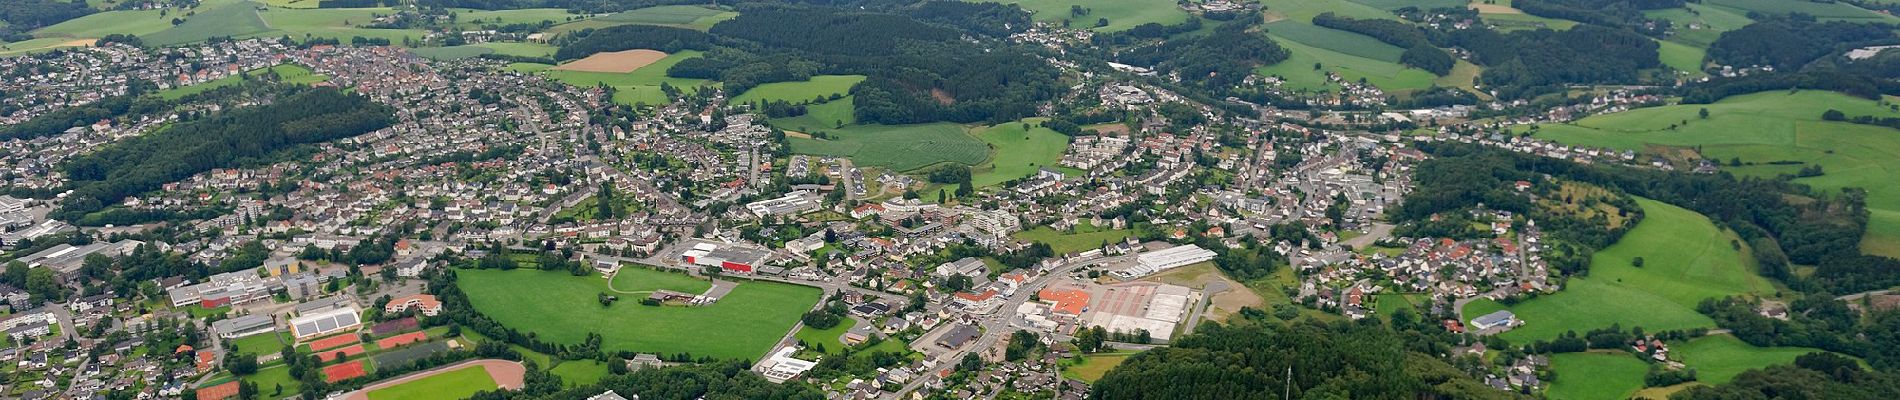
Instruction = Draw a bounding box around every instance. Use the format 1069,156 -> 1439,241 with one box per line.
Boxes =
289,307 -> 362,340
212,314 -> 276,339
1117,244 -> 1217,278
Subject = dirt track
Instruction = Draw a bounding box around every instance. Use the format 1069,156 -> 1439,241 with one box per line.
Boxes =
340,359 -> 526,400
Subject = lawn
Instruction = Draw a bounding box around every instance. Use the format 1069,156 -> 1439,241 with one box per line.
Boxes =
793,320 -> 854,354
990,0 -> 1191,32
1673,334 -> 1824,384
229,332 -> 290,356
1011,223 -> 1135,255
1529,91 -> 1900,258
366,364 -> 498,400
549,360 -> 610,387
971,118 -> 1071,188
143,0 -> 274,46
768,96 -> 856,132
608,266 -> 712,294
231,364 -> 302,396
541,50 -> 713,106
1547,352 -> 1648,400
457,268 -> 821,361
1059,351 -> 1138,383
785,123 -> 990,172
731,75 -> 865,105
1466,197 -> 1773,343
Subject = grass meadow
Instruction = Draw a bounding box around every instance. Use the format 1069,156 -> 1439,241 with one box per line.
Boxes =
794,319 -> 854,354
1703,0 -> 1899,22
365,364 -> 498,400
768,97 -> 857,132
157,64 -> 326,99
991,0 -> 1191,32
548,360 -> 610,387
608,266 -> 712,294
731,75 -> 864,105
1546,352 -> 1648,400
143,0 -> 273,46
785,123 -> 989,172
1465,198 -> 1774,342
1012,223 -> 1135,254
971,118 -> 1072,187
1529,91 -> 1900,257
1059,351 -> 1139,383
1674,334 -> 1824,384
457,268 -> 820,361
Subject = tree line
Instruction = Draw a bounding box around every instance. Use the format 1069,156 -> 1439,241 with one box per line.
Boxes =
1311,12 -> 1453,75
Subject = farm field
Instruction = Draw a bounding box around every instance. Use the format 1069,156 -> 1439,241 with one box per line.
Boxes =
608,266 -> 712,294
551,49 -> 668,73
0,38 -> 96,57
730,75 -> 865,105
1644,4 -> 1753,48
33,7 -> 178,39
1256,35 -> 1436,93
1674,334 -> 1824,384
1262,0 -> 1394,22
1703,0 -> 1899,22
142,0 -> 274,46
449,8 -> 580,28
252,7 -> 429,45
1546,352 -> 1647,400
767,97 -> 856,132
1482,10 -> 1579,31
412,42 -> 557,60
366,364 -> 498,400
1464,197 -> 1773,342
970,118 -> 1071,188
785,123 -> 989,172
548,360 -> 610,387
541,50 -> 712,106
1012,223 -> 1135,255
1265,21 -> 1405,63
1059,351 -> 1138,383
990,0 -> 1191,32
457,268 -> 821,361
1654,39 -> 1706,77
1528,91 -> 1900,257
548,4 -> 737,37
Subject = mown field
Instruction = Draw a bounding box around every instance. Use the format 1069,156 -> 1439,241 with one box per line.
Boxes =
785,123 -> 989,172
1059,351 -> 1139,383
793,319 -> 854,354
540,50 -> 713,106
1012,223 -> 1135,254
730,75 -> 864,105
1528,91 -> 1900,257
143,0 -> 274,46
608,266 -> 712,294
1464,197 -> 1774,342
991,0 -> 1191,32
365,364 -> 498,400
1674,334 -> 1824,385
767,97 -> 856,132
1255,33 -> 1437,93
1546,352 -> 1648,400
1703,0 -> 1899,22
544,5 -> 737,38
548,360 -> 610,387
971,118 -> 1072,188
411,42 -> 557,60
457,268 -> 820,361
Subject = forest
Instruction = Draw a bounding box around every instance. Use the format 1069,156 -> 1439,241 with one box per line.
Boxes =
1110,20 -> 1289,91
55,87 -> 395,222
1674,355 -> 1900,400
1700,295 -> 1900,372
551,25 -> 715,60
0,94 -> 172,141
1444,25 -> 1660,99
0,0 -> 95,40
1311,12 -> 1452,75
1706,16 -> 1895,71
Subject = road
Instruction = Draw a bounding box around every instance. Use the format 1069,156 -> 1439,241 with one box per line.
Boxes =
1180,280 -> 1227,335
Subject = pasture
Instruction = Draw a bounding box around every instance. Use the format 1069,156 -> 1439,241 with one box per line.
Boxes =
1481,10 -> 1579,31
1060,351 -> 1139,383
33,7 -> 178,39
1654,39 -> 1707,77
142,0 -> 274,46
0,38 -> 95,57
412,43 -> 556,60
1256,35 -> 1436,93
731,75 -> 865,105
366,364 -> 498,400
550,49 -> 668,73
608,266 -> 712,294
1546,352 -> 1647,400
548,360 -> 610,387
1703,0 -> 1898,22
1674,334 -> 1823,384
1465,198 -> 1773,343
1265,21 -> 1405,64
1012,223 -> 1135,255
785,123 -> 989,172
253,7 -> 429,45
1528,91 -> 1900,257
456,268 -> 821,361
992,0 -> 1191,32
971,118 -> 1071,188
1262,0 -> 1393,23
768,97 -> 857,131
541,5 -> 735,38
540,50 -> 712,106
1643,4 -> 1753,48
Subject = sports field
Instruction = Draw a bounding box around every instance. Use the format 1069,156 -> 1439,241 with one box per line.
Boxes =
971,118 -> 1071,187
608,266 -> 712,294
1546,352 -> 1647,400
990,0 -> 1191,32
457,268 -> 820,361
366,364 -> 497,400
1465,197 -> 1774,342
1012,223 -> 1135,254
1529,91 -> 1900,257
230,332 -> 290,356
731,75 -> 865,105
786,123 -> 990,172
1674,334 -> 1824,384
541,50 -> 712,106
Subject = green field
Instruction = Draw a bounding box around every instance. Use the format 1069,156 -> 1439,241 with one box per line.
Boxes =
1703,0 -> 1899,21
1263,0 -> 1395,22
1482,11 -> 1580,31
1674,334 -> 1824,384
1654,39 -> 1708,77
0,37 -> 94,57
608,266 -> 712,294
971,118 -> 1071,188
229,332 -> 290,356
541,50 -> 713,106
1266,21 -> 1406,63
1529,91 -> 1900,257
990,0 -> 1191,32
549,360 -> 610,387
542,5 -> 736,38
1012,223 -> 1135,254
457,268 -> 820,360
1547,352 -> 1648,400
1465,198 -> 1774,342
142,0 -> 274,46
1644,4 -> 1754,48
793,320 -> 854,355
731,75 -> 864,105
768,97 -> 856,131
366,364 -> 498,400
1256,34 -> 1437,93
1059,351 -> 1138,383
450,8 -> 580,29
786,123 -> 990,172
253,7 -> 429,45
34,8 -> 178,39
412,42 -> 557,60
157,64 -> 326,99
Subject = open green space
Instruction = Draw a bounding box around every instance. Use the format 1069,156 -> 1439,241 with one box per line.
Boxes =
793,320 -> 854,355
458,268 -> 821,361
1528,91 -> 1900,257
1481,11 -> 1579,31
971,118 -> 1071,188
1012,222 -> 1135,255
1059,351 -> 1138,383
1263,0 -> 1395,22
366,364 -> 498,400
608,266 -> 712,294
786,123 -> 989,172
412,42 -> 557,60
731,75 -> 864,105
1654,39 -> 1707,77
1674,334 -> 1824,385
449,8 -> 580,29
33,7 -> 178,39
229,332 -> 290,356
1265,21 -> 1405,63
1644,4 -> 1753,48
542,5 -> 735,38
1546,352 -> 1648,400
157,64 -> 326,99
0,37 -> 93,57
1256,34 -> 1436,93
1703,0 -> 1899,22
142,0 -> 273,46
1465,197 -> 1773,342
541,50 -> 712,106
253,7 -> 429,45
989,0 -> 1191,32
1348,0 -> 1467,10
549,360 -> 611,387
768,97 -> 856,131
214,363 -> 302,395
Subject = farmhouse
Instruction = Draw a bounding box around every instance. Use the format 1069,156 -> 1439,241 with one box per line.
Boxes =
211,314 -> 276,339
680,242 -> 773,273
289,307 -> 363,340
1115,244 -> 1216,278
384,294 -> 443,316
